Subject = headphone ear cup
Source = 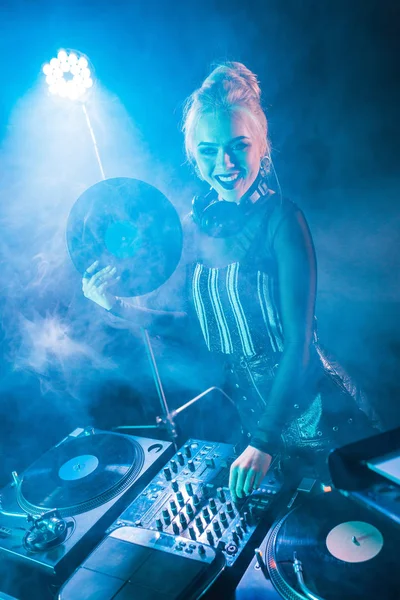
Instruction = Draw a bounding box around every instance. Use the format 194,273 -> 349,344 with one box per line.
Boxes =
191,194 -> 203,226
191,189 -> 217,228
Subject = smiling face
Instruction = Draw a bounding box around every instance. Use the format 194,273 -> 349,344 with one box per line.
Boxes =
192,108 -> 263,203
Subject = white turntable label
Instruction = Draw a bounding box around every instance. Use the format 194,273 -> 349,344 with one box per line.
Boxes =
326,521 -> 384,563
58,454 -> 99,480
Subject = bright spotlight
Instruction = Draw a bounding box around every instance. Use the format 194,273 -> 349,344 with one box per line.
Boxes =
42,50 -> 93,101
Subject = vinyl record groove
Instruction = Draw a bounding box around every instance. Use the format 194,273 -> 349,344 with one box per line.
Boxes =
66,177 -> 183,297
17,432 -> 145,517
266,490 -> 398,600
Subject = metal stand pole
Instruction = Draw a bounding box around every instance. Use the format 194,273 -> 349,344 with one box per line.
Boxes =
81,102 -> 180,450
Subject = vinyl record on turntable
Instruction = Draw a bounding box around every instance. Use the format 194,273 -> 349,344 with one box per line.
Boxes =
66,177 -> 183,297
266,490 -> 398,600
16,432 -> 145,517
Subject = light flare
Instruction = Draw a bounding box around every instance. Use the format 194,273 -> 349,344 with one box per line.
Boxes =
42,49 -> 93,101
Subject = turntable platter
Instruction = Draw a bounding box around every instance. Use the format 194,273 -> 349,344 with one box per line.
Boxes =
266,490 -> 398,600
17,432 -> 144,517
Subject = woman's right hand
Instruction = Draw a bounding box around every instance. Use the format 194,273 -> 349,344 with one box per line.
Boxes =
82,261 -> 119,311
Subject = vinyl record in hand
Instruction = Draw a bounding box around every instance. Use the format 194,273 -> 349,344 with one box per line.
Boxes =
66,177 -> 183,297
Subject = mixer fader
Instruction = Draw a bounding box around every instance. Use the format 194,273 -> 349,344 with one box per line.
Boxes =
110,439 -> 284,566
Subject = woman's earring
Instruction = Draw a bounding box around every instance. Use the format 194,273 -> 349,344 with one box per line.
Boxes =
260,155 -> 271,177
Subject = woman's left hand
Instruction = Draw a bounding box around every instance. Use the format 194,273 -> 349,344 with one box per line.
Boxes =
229,446 -> 272,502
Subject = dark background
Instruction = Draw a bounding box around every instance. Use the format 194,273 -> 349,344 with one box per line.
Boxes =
0,0 -> 399,482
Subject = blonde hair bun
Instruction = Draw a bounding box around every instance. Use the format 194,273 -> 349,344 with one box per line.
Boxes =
183,61 -> 269,161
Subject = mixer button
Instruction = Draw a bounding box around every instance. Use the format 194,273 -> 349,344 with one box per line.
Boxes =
188,460 -> 195,472
198,544 -> 206,555
170,459 -> 178,473
171,479 -> 179,492
163,467 -> 172,480
185,482 -> 194,496
177,452 -> 185,465
184,444 -> 192,458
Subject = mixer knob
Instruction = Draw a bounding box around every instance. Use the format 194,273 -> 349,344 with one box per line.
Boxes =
163,467 -> 172,480
248,505 -> 255,523
186,502 -> 194,517
156,518 -> 163,531
177,452 -> 185,465
189,526 -> 197,540
236,525 -> 244,538
184,444 -> 192,458
193,494 -> 200,507
226,501 -> 234,516
217,540 -> 226,551
171,479 -> 179,492
198,544 -> 206,555
232,531 -> 239,544
209,498 -> 217,513
206,457 -> 215,468
220,512 -> 228,527
170,459 -> 178,473
179,513 -> 187,527
188,460 -> 195,472
202,507 -> 210,521
240,517 -> 247,531
170,500 -> 178,514
206,530 -> 214,545
217,488 -> 226,502
212,520 -> 221,536
195,516 -> 203,530
185,482 -> 194,496
162,509 -> 170,524
176,491 -> 184,505
172,522 -> 180,535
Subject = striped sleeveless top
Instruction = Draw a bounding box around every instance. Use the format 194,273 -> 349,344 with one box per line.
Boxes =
188,198 -> 292,359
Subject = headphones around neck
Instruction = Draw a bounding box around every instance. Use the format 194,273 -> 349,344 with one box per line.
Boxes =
191,163 -> 273,238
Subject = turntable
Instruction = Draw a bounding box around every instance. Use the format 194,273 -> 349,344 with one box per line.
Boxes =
235,488 -> 399,600
0,427 -> 172,584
